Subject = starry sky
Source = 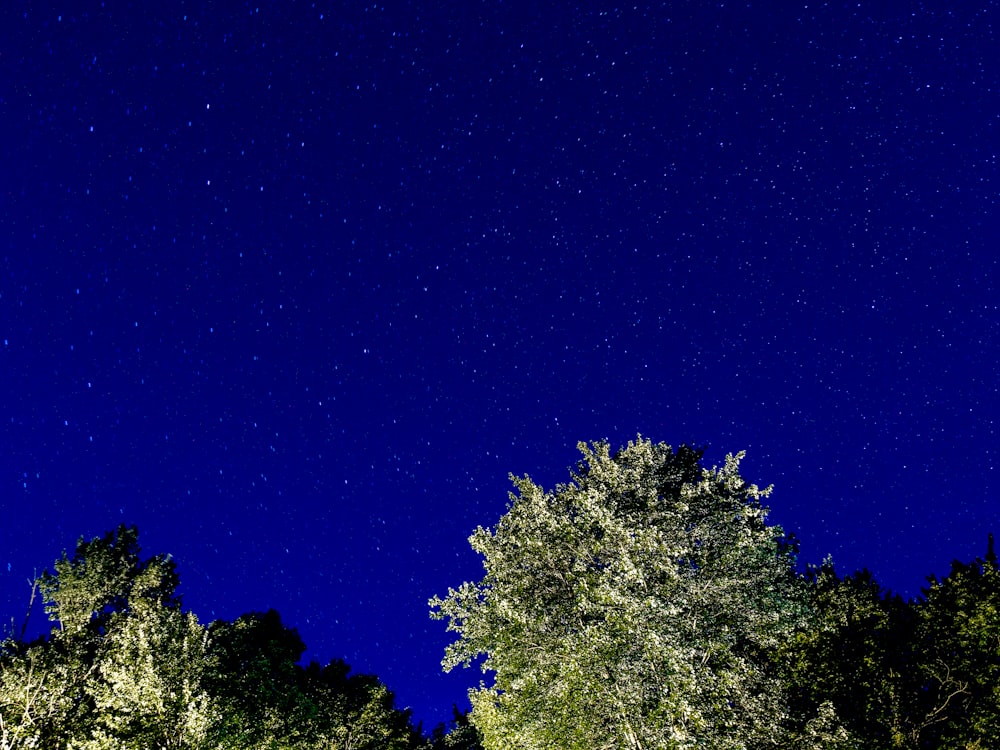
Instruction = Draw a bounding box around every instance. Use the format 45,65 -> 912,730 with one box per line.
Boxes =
1,0 -> 998,730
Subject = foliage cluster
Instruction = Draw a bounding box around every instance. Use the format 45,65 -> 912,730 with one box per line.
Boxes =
3,437 -> 997,748
432,437 -> 1000,749
0,526 -> 479,750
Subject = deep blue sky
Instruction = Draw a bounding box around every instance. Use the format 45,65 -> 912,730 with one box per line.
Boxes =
1,0 -> 997,730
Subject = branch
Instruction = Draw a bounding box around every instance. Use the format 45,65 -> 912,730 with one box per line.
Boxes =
915,659 -> 970,738
18,577 -> 39,644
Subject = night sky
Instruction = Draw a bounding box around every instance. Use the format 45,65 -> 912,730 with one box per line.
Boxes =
2,0 -> 998,730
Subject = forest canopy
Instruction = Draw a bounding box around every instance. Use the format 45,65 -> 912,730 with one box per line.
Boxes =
431,437 -> 1000,750
1,437 -> 997,749
0,526 -> 470,750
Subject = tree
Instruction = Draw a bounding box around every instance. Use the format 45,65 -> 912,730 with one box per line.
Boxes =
293,658 -> 425,750
431,437 -> 826,749
0,526 -> 430,749
0,627 -> 91,749
206,609 -> 426,749
205,609 -> 310,747
82,583 -> 216,749
38,525 -> 179,637
908,536 -> 1000,749
430,707 -> 483,750
780,539 -> 1000,750
0,525 -> 215,749
780,564 -> 915,748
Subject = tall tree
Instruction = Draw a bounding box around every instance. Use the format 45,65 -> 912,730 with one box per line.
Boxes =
0,525 -> 215,749
82,578 -> 215,749
909,537 -> 1000,749
431,437 -> 830,749
206,609 -> 425,749
38,525 -> 179,636
430,708 -> 484,750
294,658 -> 426,750
0,526 -> 428,749
780,564 -> 915,747
205,609 -> 310,748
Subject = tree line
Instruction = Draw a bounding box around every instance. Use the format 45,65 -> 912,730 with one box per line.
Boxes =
431,437 -> 999,749
2,437 -> 997,748
0,526 -> 478,749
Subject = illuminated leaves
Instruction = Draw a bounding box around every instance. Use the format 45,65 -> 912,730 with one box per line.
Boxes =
432,437 -> 813,749
0,526 -> 427,749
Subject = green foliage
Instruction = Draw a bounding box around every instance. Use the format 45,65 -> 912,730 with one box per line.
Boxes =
205,609 -> 425,749
3,443 -> 999,749
293,659 -> 424,749
0,525 -> 427,750
908,537 -> 1000,749
429,708 -> 483,750
205,609 -> 309,747
432,437 -> 1000,748
1,525 -> 200,749
85,606 -> 215,749
781,564 -> 915,747
0,631 -> 91,749
431,437 -> 821,749
781,539 -> 1000,749
38,526 -> 179,636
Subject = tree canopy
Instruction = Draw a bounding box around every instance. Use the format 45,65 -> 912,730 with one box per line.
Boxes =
432,436 -> 999,749
0,525 -> 444,750
1,438 -> 997,748
431,437 -> 826,748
